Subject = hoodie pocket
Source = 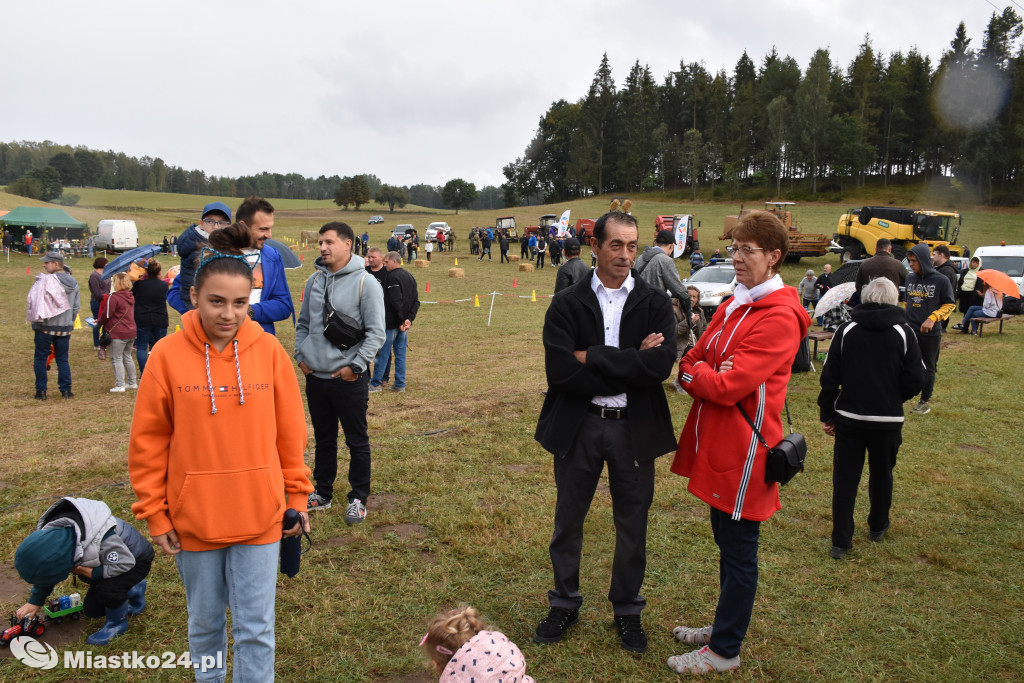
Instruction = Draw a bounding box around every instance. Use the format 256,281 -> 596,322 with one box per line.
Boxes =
171,466 -> 284,544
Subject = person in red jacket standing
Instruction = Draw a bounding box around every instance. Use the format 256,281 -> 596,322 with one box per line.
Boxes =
667,211 -> 809,675
98,272 -> 138,393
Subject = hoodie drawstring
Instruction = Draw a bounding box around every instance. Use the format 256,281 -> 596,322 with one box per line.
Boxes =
204,341 -> 245,415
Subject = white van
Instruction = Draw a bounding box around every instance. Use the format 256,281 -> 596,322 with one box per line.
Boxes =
95,220 -> 139,251
971,245 -> 1024,292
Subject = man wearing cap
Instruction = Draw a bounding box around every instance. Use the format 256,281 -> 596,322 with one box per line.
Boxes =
29,253 -> 80,400
554,238 -> 589,293
168,202 -> 232,315
533,212 -> 677,654
635,229 -> 693,321
235,195 -> 295,335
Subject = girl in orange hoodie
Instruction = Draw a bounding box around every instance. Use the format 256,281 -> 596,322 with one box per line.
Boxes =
129,223 -> 312,682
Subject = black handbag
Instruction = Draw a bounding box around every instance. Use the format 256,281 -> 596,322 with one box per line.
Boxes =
737,400 -> 807,485
319,272 -> 366,350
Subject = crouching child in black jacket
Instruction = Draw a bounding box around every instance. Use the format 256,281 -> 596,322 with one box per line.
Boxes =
14,497 -> 153,645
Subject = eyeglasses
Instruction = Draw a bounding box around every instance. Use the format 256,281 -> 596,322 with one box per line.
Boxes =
730,244 -> 767,257
202,218 -> 232,228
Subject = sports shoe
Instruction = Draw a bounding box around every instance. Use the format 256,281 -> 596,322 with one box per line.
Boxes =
34,390 -> 46,401
869,524 -> 890,542
614,614 -> 648,653
390,385 -> 406,392
830,545 -> 851,559
97,348 -> 107,361
952,323 -> 963,330
667,646 -> 741,674
110,386 -> 126,393
126,383 -> 138,390
368,384 -> 382,393
307,492 -> 332,511
345,498 -> 366,525
533,607 -> 579,644
673,624 -> 712,645
60,390 -> 75,399
909,400 -> 931,415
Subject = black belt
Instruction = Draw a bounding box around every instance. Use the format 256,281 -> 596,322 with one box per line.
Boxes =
588,404 -> 628,419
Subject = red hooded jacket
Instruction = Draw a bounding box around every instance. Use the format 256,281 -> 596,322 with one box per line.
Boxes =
672,285 -> 809,521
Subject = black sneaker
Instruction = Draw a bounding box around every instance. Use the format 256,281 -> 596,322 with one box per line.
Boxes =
869,525 -> 890,542
830,545 -> 852,559
61,390 -> 74,399
34,390 -> 46,401
533,607 -> 579,644
614,614 -> 648,653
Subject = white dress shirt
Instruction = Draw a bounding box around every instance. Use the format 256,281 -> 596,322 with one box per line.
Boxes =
591,273 -> 634,408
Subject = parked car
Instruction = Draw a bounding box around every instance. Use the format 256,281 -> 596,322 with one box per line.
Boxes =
970,245 -> 1024,291
392,224 -> 415,240
684,261 -> 737,315
368,215 -> 384,225
425,221 -> 451,242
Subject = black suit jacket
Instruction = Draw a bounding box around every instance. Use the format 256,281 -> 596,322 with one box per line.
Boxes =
535,270 -> 678,463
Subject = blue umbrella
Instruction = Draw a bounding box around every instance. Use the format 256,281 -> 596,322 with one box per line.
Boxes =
101,244 -> 163,280
265,238 -> 302,269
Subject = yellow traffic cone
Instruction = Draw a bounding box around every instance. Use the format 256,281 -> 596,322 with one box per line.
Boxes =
531,289 -> 537,302
474,294 -> 480,307
73,315 -> 82,330
175,324 -> 181,332
454,258 -> 458,266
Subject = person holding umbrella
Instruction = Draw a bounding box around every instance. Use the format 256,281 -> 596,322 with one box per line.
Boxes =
960,275 -> 1011,335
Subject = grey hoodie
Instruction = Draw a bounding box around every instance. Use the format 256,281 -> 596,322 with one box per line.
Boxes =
32,270 -> 80,333
295,254 -> 386,378
905,242 -> 955,336
635,245 -> 692,315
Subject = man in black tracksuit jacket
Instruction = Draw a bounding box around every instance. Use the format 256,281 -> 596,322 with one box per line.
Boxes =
818,280 -> 924,558
533,212 -> 677,654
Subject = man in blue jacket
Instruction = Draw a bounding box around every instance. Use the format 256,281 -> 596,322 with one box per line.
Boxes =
235,195 -> 295,335
168,201 -> 232,314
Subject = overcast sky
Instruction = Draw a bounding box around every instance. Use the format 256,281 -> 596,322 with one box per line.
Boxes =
1,1 -> 1010,189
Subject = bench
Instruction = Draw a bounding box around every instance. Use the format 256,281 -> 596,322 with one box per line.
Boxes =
808,330 -> 835,358
973,314 -> 1014,337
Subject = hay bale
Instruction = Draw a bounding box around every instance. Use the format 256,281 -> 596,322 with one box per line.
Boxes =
509,254 -> 521,262
413,260 -> 429,268
448,268 -> 465,278
518,263 -> 535,272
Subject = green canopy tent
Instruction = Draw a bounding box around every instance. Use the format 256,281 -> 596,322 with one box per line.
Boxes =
1,206 -> 89,249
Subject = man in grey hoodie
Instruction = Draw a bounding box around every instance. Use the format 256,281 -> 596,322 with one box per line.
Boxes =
904,243 -> 955,415
295,222 -> 386,524
635,229 -> 692,321
31,252 -> 80,400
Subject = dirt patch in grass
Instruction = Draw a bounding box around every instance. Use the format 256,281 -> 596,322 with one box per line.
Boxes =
370,493 -> 408,511
501,464 -> 530,473
916,556 -> 930,565
957,443 -> 987,452
324,534 -> 359,547
0,564 -> 27,603
374,524 -> 428,541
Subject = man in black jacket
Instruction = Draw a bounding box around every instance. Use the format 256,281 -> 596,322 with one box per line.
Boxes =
533,212 -> 677,655
369,252 -> 419,393
932,245 -> 959,331
854,238 -> 906,293
554,238 -> 589,293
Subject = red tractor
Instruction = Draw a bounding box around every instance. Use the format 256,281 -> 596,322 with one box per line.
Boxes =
1,614 -> 46,647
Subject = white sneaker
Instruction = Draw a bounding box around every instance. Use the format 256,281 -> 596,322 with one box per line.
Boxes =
126,383 -> 138,389
345,498 -> 367,525
667,646 -> 740,674
110,386 -> 126,393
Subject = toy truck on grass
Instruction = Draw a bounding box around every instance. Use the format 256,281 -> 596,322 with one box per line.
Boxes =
1,615 -> 46,646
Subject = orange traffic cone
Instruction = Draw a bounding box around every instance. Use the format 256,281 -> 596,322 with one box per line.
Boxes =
512,277 -> 517,288
300,287 -> 304,302
425,282 -> 431,293
26,266 -> 31,275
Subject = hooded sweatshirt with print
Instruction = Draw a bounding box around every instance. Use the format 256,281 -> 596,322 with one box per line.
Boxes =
439,630 -> 536,683
904,243 -> 955,336
294,254 -> 386,379
128,310 -> 311,552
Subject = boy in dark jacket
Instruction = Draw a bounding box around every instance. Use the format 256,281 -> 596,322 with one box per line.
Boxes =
14,497 -> 153,646
905,243 -> 955,414
168,202 -> 232,314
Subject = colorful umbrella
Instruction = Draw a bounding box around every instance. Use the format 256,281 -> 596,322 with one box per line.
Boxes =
976,269 -> 1022,299
813,281 -> 856,319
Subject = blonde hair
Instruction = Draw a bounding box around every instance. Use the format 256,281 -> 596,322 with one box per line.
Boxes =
421,606 -> 488,671
111,272 -> 132,292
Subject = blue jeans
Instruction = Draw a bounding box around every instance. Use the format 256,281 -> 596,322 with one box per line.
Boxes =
176,542 -> 279,683
90,299 -> 102,347
709,506 -> 761,659
34,331 -> 71,392
961,305 -> 990,333
135,325 -> 167,374
371,328 -> 406,388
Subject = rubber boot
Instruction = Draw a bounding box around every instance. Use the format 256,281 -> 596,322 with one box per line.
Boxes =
86,602 -> 130,645
126,580 -> 147,616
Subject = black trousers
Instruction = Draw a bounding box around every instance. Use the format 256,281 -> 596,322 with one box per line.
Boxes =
305,373 -> 371,503
548,413 -> 654,615
536,253 -> 546,269
521,240 -> 530,258
708,507 -> 760,659
83,553 -> 153,617
916,333 -> 941,402
500,249 -> 509,263
831,424 -> 901,549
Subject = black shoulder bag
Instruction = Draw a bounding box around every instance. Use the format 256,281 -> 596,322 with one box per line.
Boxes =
737,400 -> 806,485
318,272 -> 367,350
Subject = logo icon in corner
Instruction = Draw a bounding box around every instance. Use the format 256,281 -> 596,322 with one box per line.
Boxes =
10,636 -> 59,669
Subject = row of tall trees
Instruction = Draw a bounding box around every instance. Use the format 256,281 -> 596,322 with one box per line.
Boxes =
503,9 -> 1024,205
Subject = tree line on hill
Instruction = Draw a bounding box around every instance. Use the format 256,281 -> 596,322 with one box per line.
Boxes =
501,9 -> 1024,206
0,142 -> 507,213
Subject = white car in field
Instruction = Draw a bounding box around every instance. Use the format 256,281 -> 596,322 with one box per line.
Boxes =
685,262 -> 737,315
425,222 -> 451,242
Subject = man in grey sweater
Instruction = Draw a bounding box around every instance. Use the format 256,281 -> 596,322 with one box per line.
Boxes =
31,252 -> 80,400
295,222 -> 386,524
635,230 -> 692,320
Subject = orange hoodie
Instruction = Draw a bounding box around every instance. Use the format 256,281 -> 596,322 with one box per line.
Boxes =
128,310 -> 311,551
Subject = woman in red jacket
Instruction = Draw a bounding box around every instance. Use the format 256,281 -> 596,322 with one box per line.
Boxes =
667,211 -> 809,675
98,272 -> 137,392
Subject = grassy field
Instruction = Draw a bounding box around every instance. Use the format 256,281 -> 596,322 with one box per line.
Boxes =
0,189 -> 1022,681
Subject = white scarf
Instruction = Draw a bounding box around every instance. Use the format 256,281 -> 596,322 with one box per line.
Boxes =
725,273 -> 785,320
